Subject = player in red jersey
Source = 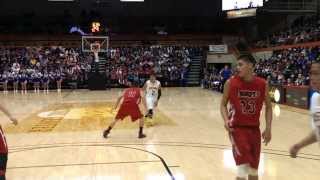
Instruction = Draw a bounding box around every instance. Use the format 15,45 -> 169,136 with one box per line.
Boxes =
220,54 -> 272,180
0,105 -> 18,180
103,80 -> 147,139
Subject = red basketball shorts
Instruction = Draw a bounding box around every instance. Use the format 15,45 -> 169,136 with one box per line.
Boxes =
229,127 -> 261,169
115,103 -> 143,122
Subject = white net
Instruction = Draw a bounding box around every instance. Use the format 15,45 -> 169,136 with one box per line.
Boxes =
82,36 -> 109,53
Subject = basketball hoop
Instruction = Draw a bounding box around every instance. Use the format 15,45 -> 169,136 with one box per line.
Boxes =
90,42 -> 101,52
82,36 -> 109,53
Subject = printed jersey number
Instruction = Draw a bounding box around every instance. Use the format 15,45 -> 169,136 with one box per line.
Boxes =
128,91 -> 137,98
240,99 -> 256,114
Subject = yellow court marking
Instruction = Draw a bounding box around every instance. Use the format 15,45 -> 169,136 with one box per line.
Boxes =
4,102 -> 175,134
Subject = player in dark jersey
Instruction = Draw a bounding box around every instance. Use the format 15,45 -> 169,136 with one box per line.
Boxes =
220,54 -> 272,180
12,73 -> 19,94
103,80 -> 147,139
7,72 -> 14,93
19,72 -> 28,94
42,71 -> 50,93
56,71 -> 63,93
0,73 -> 8,94
32,72 -> 40,93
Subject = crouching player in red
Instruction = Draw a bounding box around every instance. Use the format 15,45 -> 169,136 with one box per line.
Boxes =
220,54 -> 273,180
0,105 -> 18,180
103,80 -> 147,139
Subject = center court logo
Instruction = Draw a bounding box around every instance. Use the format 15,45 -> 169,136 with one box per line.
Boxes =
4,102 -> 173,134
37,110 -> 67,119
4,102 -> 116,133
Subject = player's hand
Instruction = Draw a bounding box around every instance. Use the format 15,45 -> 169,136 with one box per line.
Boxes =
289,144 -> 300,158
262,128 -> 272,146
224,122 -> 233,132
11,118 -> 18,125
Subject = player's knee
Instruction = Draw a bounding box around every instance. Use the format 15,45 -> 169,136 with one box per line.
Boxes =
248,167 -> 258,176
237,164 -> 250,178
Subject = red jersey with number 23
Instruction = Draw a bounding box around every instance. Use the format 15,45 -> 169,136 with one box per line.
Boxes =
228,75 -> 266,127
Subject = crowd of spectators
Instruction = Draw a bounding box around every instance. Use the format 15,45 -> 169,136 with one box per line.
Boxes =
0,45 -> 202,90
201,65 -> 233,92
254,16 -> 320,48
255,46 -> 317,86
0,46 -> 92,88
106,46 -> 199,87
202,46 -> 317,93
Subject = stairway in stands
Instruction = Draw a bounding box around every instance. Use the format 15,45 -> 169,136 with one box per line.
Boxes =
186,55 -> 203,86
88,56 -> 107,90
91,56 -> 107,74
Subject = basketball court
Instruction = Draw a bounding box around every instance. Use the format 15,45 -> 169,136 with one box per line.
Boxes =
0,87 -> 319,180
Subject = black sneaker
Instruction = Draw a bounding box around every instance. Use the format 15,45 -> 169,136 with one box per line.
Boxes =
145,113 -> 153,119
138,133 -> 146,139
103,130 -> 110,138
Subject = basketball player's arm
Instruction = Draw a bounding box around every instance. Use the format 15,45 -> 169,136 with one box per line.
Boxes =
142,82 -> 147,94
113,96 -> 123,111
157,85 -> 162,101
220,80 -> 231,132
0,105 -> 18,125
140,90 -> 147,112
262,83 -> 273,145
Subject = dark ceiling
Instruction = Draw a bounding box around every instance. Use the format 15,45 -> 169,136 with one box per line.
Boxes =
0,0 -> 226,34
0,0 -> 221,17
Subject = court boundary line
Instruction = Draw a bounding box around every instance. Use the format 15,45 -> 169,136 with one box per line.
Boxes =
9,141 -> 320,158
7,160 -> 161,169
9,144 -> 177,180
